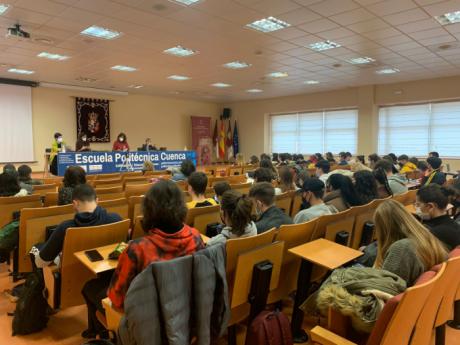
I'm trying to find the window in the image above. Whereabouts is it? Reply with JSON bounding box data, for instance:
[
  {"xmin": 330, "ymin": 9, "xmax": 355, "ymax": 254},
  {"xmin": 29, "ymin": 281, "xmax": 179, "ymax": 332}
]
[
  {"xmin": 378, "ymin": 101, "xmax": 460, "ymax": 157},
  {"xmin": 270, "ymin": 109, "xmax": 358, "ymax": 154}
]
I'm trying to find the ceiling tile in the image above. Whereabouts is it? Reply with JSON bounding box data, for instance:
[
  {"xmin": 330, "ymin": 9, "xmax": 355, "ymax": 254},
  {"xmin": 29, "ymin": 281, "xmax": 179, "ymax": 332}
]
[
  {"xmin": 308, "ymin": 0, "xmax": 360, "ymax": 16},
  {"xmin": 383, "ymin": 8, "xmax": 430, "ymax": 26},
  {"xmin": 277, "ymin": 8, "xmax": 321, "ymax": 26},
  {"xmin": 422, "ymin": 0, "xmax": 460, "ymax": 16},
  {"xmin": 298, "ymin": 18, "xmax": 340, "ymax": 34},
  {"xmin": 367, "ymin": 0, "xmax": 418, "ymax": 16},
  {"xmin": 347, "ymin": 18, "xmax": 390, "ymax": 33},
  {"xmin": 245, "ymin": 0, "xmax": 302, "ymax": 15},
  {"xmin": 330, "ymin": 8, "xmax": 376, "ymax": 26}
]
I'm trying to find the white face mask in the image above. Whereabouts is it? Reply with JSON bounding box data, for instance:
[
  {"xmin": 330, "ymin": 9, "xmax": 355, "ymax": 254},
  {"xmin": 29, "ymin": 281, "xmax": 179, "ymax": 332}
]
[
  {"xmin": 119, "ymin": 137, "xmax": 124, "ymax": 142},
  {"xmin": 82, "ymin": 137, "xmax": 87, "ymax": 142},
  {"xmin": 415, "ymin": 206, "xmax": 431, "ymax": 220},
  {"xmin": 57, "ymin": 137, "xmax": 63, "ymax": 143}
]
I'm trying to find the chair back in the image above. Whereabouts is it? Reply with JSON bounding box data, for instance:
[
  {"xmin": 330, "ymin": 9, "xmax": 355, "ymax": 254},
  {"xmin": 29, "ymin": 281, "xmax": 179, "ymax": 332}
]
[
  {"xmin": 94, "ymin": 178, "xmax": 123, "ymax": 189},
  {"xmin": 275, "ymin": 192, "xmax": 292, "ymax": 216},
  {"xmin": 435, "ymin": 254, "xmax": 460, "ymax": 327},
  {"xmin": 124, "ymin": 183, "xmax": 152, "ymax": 199},
  {"xmin": 19, "ymin": 204, "xmax": 74, "ymax": 273},
  {"xmin": 227, "ymin": 166, "xmax": 243, "ymax": 176},
  {"xmin": 121, "ymin": 171, "xmax": 142, "ymax": 178},
  {"xmin": 324, "ymin": 209, "xmax": 355, "ymax": 247},
  {"xmin": 0, "ymin": 194, "xmax": 42, "ymax": 228},
  {"xmin": 96, "ymin": 186, "xmax": 124, "ymax": 194},
  {"xmin": 230, "ymin": 182, "xmax": 252, "ymax": 195},
  {"xmin": 60, "ymin": 219, "xmax": 130, "ymax": 308},
  {"xmin": 96, "ymin": 173, "xmax": 121, "ymax": 180},
  {"xmin": 290, "ymin": 190, "xmax": 302, "ymax": 218},
  {"xmin": 144, "ymin": 170, "xmax": 168, "ymax": 176},
  {"xmin": 268, "ymin": 220, "xmax": 318, "ymax": 303},
  {"xmin": 392, "ymin": 191, "xmax": 408, "ymax": 204},
  {"xmin": 44, "ymin": 192, "xmax": 59, "ymax": 207},
  {"xmin": 40, "ymin": 177, "xmax": 63, "ymax": 185},
  {"xmin": 131, "ymin": 215, "xmax": 144, "ymax": 240},
  {"xmin": 98, "ymin": 198, "xmax": 129, "ymax": 219},
  {"xmin": 311, "ymin": 210, "xmax": 351, "ymax": 241},
  {"xmin": 123, "ymin": 176, "xmax": 149, "ymax": 188},
  {"xmin": 349, "ymin": 203, "xmax": 375, "ymax": 249},
  {"xmin": 227, "ymin": 175, "xmax": 247, "ymax": 184},
  {"xmin": 185, "ymin": 205, "xmax": 221, "ymax": 234},
  {"xmin": 128, "ymin": 195, "xmax": 144, "ymax": 222},
  {"xmin": 404, "ymin": 189, "xmax": 417, "ymax": 205},
  {"xmin": 32, "ymin": 183, "xmax": 58, "ymax": 197}
]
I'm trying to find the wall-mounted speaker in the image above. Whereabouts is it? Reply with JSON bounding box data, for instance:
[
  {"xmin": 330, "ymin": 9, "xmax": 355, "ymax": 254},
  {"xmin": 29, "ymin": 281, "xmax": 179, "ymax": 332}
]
[{"xmin": 222, "ymin": 108, "xmax": 231, "ymax": 119}]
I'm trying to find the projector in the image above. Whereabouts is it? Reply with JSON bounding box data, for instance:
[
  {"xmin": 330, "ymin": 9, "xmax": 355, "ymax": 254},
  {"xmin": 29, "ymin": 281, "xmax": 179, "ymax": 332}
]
[{"xmin": 6, "ymin": 24, "xmax": 30, "ymax": 40}]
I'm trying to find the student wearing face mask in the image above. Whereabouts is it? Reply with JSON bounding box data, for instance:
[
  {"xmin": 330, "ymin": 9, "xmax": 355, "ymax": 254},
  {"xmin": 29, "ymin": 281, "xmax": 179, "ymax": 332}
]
[
  {"xmin": 249, "ymin": 182, "xmax": 293, "ymax": 234},
  {"xmin": 112, "ymin": 132, "xmax": 130, "ymax": 152},
  {"xmin": 50, "ymin": 132, "xmax": 66, "ymax": 176},
  {"xmin": 76, "ymin": 133, "xmax": 91, "ymax": 152},
  {"xmin": 415, "ymin": 184, "xmax": 460, "ymax": 251},
  {"xmin": 294, "ymin": 178, "xmax": 338, "ymax": 224}
]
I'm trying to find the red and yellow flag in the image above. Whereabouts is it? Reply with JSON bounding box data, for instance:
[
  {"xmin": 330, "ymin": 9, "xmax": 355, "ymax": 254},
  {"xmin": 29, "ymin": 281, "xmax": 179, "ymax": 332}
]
[{"xmin": 218, "ymin": 120, "xmax": 225, "ymax": 159}]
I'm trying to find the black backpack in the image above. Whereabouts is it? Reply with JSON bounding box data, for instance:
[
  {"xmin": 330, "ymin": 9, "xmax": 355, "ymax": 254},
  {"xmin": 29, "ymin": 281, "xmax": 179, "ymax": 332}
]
[{"xmin": 12, "ymin": 271, "xmax": 49, "ymax": 335}]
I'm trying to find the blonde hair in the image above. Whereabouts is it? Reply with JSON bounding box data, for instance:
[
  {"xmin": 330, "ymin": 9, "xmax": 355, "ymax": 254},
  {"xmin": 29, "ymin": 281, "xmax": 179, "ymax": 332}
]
[{"xmin": 374, "ymin": 199, "xmax": 447, "ymax": 270}]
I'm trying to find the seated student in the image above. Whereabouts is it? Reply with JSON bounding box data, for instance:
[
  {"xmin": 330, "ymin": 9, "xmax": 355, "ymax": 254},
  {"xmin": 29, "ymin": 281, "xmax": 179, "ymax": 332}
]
[
  {"xmin": 294, "ymin": 178, "xmax": 338, "ymax": 224},
  {"xmin": 398, "ymin": 154, "xmax": 417, "ymax": 174},
  {"xmin": 422, "ymin": 157, "xmax": 446, "ymax": 186},
  {"xmin": 0, "ymin": 172, "xmax": 28, "ymax": 197},
  {"xmin": 207, "ymin": 190, "xmax": 256, "ymax": 246},
  {"xmin": 213, "ymin": 181, "xmax": 231, "ymax": 204},
  {"xmin": 315, "ymin": 160, "xmax": 331, "ymax": 184},
  {"xmin": 278, "ymin": 166, "xmax": 298, "ymax": 193},
  {"xmin": 186, "ymin": 172, "xmax": 217, "ymax": 208},
  {"xmin": 172, "ymin": 159, "xmax": 196, "ymax": 182},
  {"xmin": 429, "ymin": 151, "xmax": 440, "ymax": 158},
  {"xmin": 30, "ymin": 184, "xmax": 122, "ymax": 268},
  {"xmin": 58, "ymin": 166, "xmax": 86, "ymax": 205},
  {"xmin": 383, "ymin": 154, "xmax": 399, "ymax": 174},
  {"xmin": 354, "ymin": 170, "xmax": 379, "ymax": 205},
  {"xmin": 417, "ymin": 160, "xmax": 429, "ymax": 179},
  {"xmin": 374, "ymin": 159, "xmax": 408, "ymax": 195},
  {"xmin": 373, "ymin": 167, "xmax": 393, "ymax": 199},
  {"xmin": 373, "ymin": 199, "xmax": 447, "ymax": 286},
  {"xmin": 82, "ymin": 180, "xmax": 204, "ymax": 338},
  {"xmin": 260, "ymin": 158, "xmax": 278, "ymax": 179},
  {"xmin": 368, "ymin": 153, "xmax": 381, "ymax": 169},
  {"xmin": 254, "ymin": 167, "xmax": 282, "ymax": 195},
  {"xmin": 249, "ymin": 155, "xmax": 259, "ymax": 165},
  {"xmin": 18, "ymin": 164, "xmax": 43, "ymax": 186},
  {"xmin": 249, "ymin": 182, "xmax": 293, "ymax": 234},
  {"xmin": 325, "ymin": 152, "xmax": 336, "ymax": 164},
  {"xmin": 3, "ymin": 164, "xmax": 33, "ymax": 194},
  {"xmin": 324, "ymin": 174, "xmax": 360, "ymax": 212},
  {"xmin": 416, "ymin": 185, "xmax": 460, "ymax": 251}
]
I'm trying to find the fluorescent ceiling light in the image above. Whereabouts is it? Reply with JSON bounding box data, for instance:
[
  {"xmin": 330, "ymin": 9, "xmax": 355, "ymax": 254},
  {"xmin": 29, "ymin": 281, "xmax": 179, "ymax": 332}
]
[
  {"xmin": 128, "ymin": 85, "xmax": 143, "ymax": 89},
  {"xmin": 81, "ymin": 25, "xmax": 121, "ymax": 40},
  {"xmin": 309, "ymin": 40, "xmax": 341, "ymax": 51},
  {"xmin": 376, "ymin": 67, "xmax": 400, "ymax": 75},
  {"xmin": 211, "ymin": 83, "xmax": 231, "ymax": 88},
  {"xmin": 246, "ymin": 89, "xmax": 263, "ymax": 93},
  {"xmin": 0, "ymin": 4, "xmax": 10, "ymax": 15},
  {"xmin": 8, "ymin": 68, "xmax": 34, "ymax": 75},
  {"xmin": 267, "ymin": 72, "xmax": 288, "ymax": 78},
  {"xmin": 168, "ymin": 75, "xmax": 190, "ymax": 80},
  {"xmin": 304, "ymin": 80, "xmax": 319, "ymax": 85},
  {"xmin": 163, "ymin": 45, "xmax": 197, "ymax": 57},
  {"xmin": 37, "ymin": 52, "xmax": 70, "ymax": 61},
  {"xmin": 435, "ymin": 11, "xmax": 460, "ymax": 25},
  {"xmin": 246, "ymin": 17, "xmax": 291, "ymax": 33},
  {"xmin": 347, "ymin": 56, "xmax": 375, "ymax": 65},
  {"xmin": 111, "ymin": 65, "xmax": 137, "ymax": 72},
  {"xmin": 223, "ymin": 61, "xmax": 251, "ymax": 69},
  {"xmin": 169, "ymin": 0, "xmax": 201, "ymax": 5}
]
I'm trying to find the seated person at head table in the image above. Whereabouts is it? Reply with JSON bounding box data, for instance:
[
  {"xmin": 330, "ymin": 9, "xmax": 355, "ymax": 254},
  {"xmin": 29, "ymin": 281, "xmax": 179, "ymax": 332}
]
[
  {"xmin": 207, "ymin": 190, "xmax": 257, "ymax": 246},
  {"xmin": 294, "ymin": 178, "xmax": 338, "ymax": 224},
  {"xmin": 374, "ymin": 159, "xmax": 408, "ymax": 196},
  {"xmin": 415, "ymin": 184, "xmax": 460, "ymax": 251},
  {"xmin": 141, "ymin": 138, "xmax": 157, "ymax": 151},
  {"xmin": 30, "ymin": 184, "xmax": 122, "ymax": 268},
  {"xmin": 81, "ymin": 180, "xmax": 204, "ymax": 338},
  {"xmin": 373, "ymin": 199, "xmax": 447, "ymax": 286},
  {"xmin": 186, "ymin": 172, "xmax": 218, "ymax": 208},
  {"xmin": 18, "ymin": 164, "xmax": 43, "ymax": 186},
  {"xmin": 49, "ymin": 132, "xmax": 67, "ymax": 176},
  {"xmin": 249, "ymin": 182, "xmax": 293, "ymax": 234},
  {"xmin": 76, "ymin": 133, "xmax": 91, "ymax": 152},
  {"xmin": 422, "ymin": 157, "xmax": 446, "ymax": 186},
  {"xmin": 324, "ymin": 174, "xmax": 360, "ymax": 212},
  {"xmin": 171, "ymin": 159, "xmax": 196, "ymax": 182},
  {"xmin": 213, "ymin": 181, "xmax": 231, "ymax": 204},
  {"xmin": 3, "ymin": 164, "xmax": 32, "ymax": 194},
  {"xmin": 58, "ymin": 166, "xmax": 87, "ymax": 205},
  {"xmin": 398, "ymin": 154, "xmax": 417, "ymax": 174},
  {"xmin": 112, "ymin": 132, "xmax": 130, "ymax": 152},
  {"xmin": 0, "ymin": 171, "xmax": 29, "ymax": 197}
]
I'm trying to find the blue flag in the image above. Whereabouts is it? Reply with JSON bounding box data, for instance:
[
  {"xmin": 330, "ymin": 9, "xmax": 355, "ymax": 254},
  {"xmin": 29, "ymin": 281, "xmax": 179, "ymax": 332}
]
[{"xmin": 232, "ymin": 120, "xmax": 239, "ymax": 156}]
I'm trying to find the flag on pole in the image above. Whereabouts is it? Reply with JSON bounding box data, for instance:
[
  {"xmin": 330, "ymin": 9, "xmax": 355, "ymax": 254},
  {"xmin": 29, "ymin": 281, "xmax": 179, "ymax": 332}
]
[
  {"xmin": 233, "ymin": 120, "xmax": 239, "ymax": 157},
  {"xmin": 226, "ymin": 120, "xmax": 233, "ymax": 159},
  {"xmin": 218, "ymin": 119, "xmax": 225, "ymax": 159},
  {"xmin": 212, "ymin": 119, "xmax": 218, "ymax": 159}
]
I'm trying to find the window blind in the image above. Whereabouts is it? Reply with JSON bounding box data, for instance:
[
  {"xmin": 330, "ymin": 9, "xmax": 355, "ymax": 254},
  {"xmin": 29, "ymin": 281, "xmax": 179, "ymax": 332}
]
[
  {"xmin": 270, "ymin": 109, "xmax": 358, "ymax": 154},
  {"xmin": 378, "ymin": 101, "xmax": 460, "ymax": 157}
]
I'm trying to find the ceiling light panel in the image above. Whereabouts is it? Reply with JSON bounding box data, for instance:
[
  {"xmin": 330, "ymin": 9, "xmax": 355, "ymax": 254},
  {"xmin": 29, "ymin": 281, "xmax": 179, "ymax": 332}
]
[
  {"xmin": 211, "ymin": 83, "xmax": 231, "ymax": 88},
  {"xmin": 81, "ymin": 25, "xmax": 121, "ymax": 40},
  {"xmin": 304, "ymin": 80, "xmax": 319, "ymax": 85},
  {"xmin": 267, "ymin": 72, "xmax": 288, "ymax": 78},
  {"xmin": 246, "ymin": 89, "xmax": 263, "ymax": 93},
  {"xmin": 309, "ymin": 40, "xmax": 341, "ymax": 51},
  {"xmin": 169, "ymin": 0, "xmax": 202, "ymax": 5},
  {"xmin": 163, "ymin": 45, "xmax": 197, "ymax": 57},
  {"xmin": 111, "ymin": 65, "xmax": 137, "ymax": 72},
  {"xmin": 128, "ymin": 85, "xmax": 143, "ymax": 89},
  {"xmin": 37, "ymin": 52, "xmax": 70, "ymax": 61},
  {"xmin": 347, "ymin": 57, "xmax": 375, "ymax": 65},
  {"xmin": 246, "ymin": 17, "xmax": 291, "ymax": 33},
  {"xmin": 223, "ymin": 61, "xmax": 251, "ymax": 69},
  {"xmin": 435, "ymin": 11, "xmax": 460, "ymax": 25},
  {"xmin": 0, "ymin": 4, "xmax": 10, "ymax": 15},
  {"xmin": 376, "ymin": 68, "xmax": 400, "ymax": 75},
  {"xmin": 168, "ymin": 75, "xmax": 190, "ymax": 80},
  {"xmin": 8, "ymin": 68, "xmax": 34, "ymax": 75}
]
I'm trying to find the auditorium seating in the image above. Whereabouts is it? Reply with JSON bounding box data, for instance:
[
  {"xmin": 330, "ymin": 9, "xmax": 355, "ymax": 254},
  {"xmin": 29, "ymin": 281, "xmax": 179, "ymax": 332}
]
[
  {"xmin": 274, "ymin": 192, "xmax": 292, "ymax": 215},
  {"xmin": 0, "ymin": 194, "xmax": 42, "ymax": 228},
  {"xmin": 32, "ymin": 183, "xmax": 58, "ymax": 197}
]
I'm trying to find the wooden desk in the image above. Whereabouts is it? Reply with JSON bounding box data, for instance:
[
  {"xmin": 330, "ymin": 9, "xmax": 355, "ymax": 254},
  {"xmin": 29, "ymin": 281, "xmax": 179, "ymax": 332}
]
[
  {"xmin": 288, "ymin": 239, "xmax": 363, "ymax": 343},
  {"xmin": 74, "ymin": 243, "xmax": 121, "ymax": 275},
  {"xmin": 407, "ymin": 181, "xmax": 420, "ymax": 190}
]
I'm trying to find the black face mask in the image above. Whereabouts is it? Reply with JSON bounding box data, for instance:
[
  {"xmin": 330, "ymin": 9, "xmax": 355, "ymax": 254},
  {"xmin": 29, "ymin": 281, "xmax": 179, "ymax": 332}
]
[{"xmin": 302, "ymin": 193, "xmax": 311, "ymax": 209}]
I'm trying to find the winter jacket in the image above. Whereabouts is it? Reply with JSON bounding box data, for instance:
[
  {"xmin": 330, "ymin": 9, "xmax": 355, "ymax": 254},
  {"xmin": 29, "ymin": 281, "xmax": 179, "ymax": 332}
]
[{"xmin": 206, "ymin": 221, "xmax": 257, "ymax": 246}]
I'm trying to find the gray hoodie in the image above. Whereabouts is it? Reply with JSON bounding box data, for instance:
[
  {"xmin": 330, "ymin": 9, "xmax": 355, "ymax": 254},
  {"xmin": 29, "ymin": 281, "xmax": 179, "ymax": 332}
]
[
  {"xmin": 207, "ymin": 221, "xmax": 257, "ymax": 246},
  {"xmin": 387, "ymin": 175, "xmax": 408, "ymax": 195}
]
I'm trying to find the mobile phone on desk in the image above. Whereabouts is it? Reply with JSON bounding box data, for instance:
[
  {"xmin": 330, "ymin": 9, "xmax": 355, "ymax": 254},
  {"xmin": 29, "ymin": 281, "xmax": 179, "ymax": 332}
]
[{"xmin": 85, "ymin": 249, "xmax": 104, "ymax": 262}]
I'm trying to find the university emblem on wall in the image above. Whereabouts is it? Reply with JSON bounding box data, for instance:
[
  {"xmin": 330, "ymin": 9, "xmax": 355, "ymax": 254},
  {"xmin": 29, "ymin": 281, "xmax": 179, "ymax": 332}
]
[{"xmin": 76, "ymin": 98, "xmax": 110, "ymax": 142}]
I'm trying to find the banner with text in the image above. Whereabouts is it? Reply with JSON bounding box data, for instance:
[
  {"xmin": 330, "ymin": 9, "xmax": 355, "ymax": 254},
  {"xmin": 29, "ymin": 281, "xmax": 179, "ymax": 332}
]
[
  {"xmin": 191, "ymin": 116, "xmax": 212, "ymax": 166},
  {"xmin": 57, "ymin": 151, "xmax": 196, "ymax": 176}
]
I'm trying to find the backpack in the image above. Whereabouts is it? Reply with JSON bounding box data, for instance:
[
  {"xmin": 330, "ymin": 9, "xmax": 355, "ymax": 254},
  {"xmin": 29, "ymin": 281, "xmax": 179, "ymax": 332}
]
[
  {"xmin": 0, "ymin": 220, "xmax": 19, "ymax": 252},
  {"xmin": 245, "ymin": 310, "xmax": 293, "ymax": 345},
  {"xmin": 12, "ymin": 271, "xmax": 49, "ymax": 335}
]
